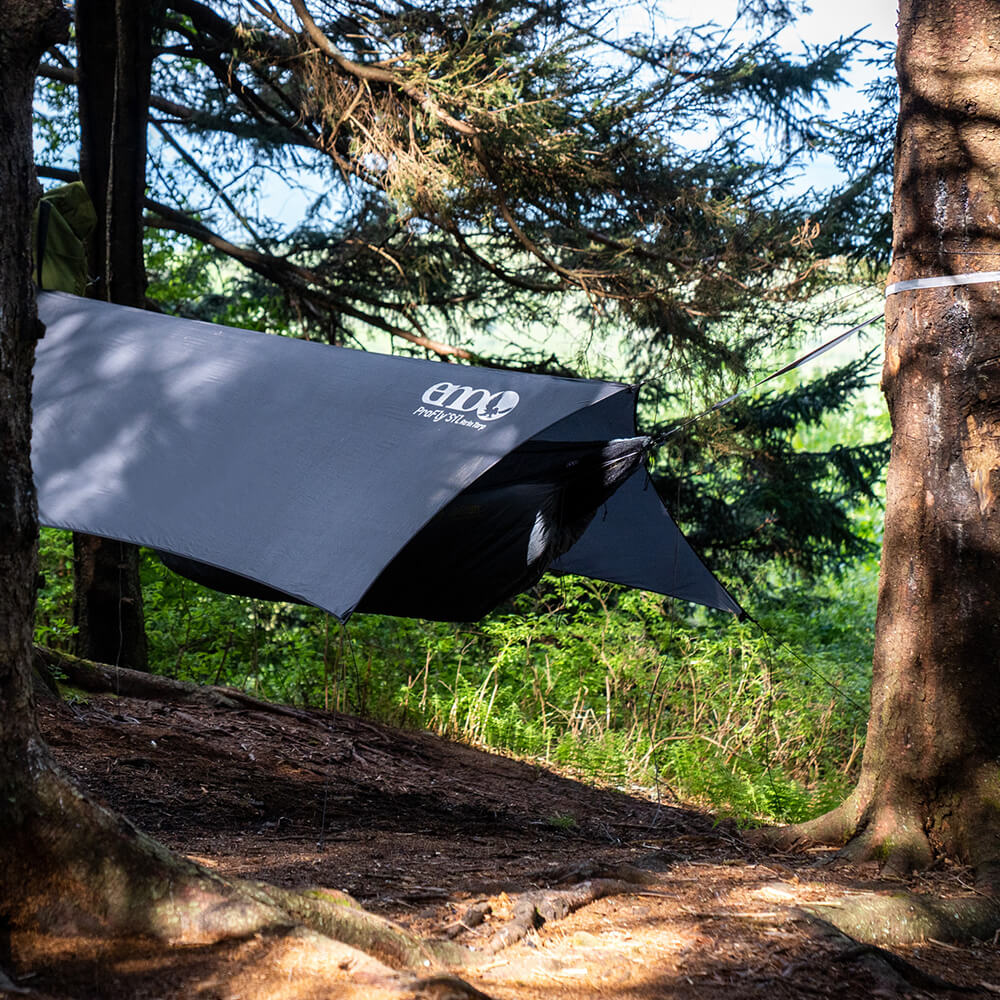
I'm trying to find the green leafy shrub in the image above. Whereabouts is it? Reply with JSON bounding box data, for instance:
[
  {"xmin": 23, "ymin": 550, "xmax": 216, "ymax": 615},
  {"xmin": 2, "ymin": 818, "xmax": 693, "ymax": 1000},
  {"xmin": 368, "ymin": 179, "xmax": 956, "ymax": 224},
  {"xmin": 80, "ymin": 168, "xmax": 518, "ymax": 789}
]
[{"xmin": 36, "ymin": 528, "xmax": 77, "ymax": 648}]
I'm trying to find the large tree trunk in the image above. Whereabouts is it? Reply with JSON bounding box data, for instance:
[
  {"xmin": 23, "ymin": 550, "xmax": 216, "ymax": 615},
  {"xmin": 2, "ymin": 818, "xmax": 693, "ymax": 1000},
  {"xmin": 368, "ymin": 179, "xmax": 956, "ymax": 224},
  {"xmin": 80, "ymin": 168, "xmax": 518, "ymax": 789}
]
[
  {"xmin": 0, "ymin": 0, "xmax": 68, "ymax": 795},
  {"xmin": 71, "ymin": 0, "xmax": 153, "ymax": 670},
  {"xmin": 0, "ymin": 0, "xmax": 68, "ymax": 941},
  {"xmin": 774, "ymin": 0, "xmax": 1000, "ymax": 879}
]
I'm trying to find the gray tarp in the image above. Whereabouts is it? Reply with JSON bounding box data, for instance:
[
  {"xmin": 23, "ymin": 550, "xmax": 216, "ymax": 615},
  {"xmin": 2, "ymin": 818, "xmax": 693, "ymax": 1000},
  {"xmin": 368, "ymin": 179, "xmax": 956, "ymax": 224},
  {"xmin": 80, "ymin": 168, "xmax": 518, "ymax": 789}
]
[{"xmin": 32, "ymin": 291, "xmax": 741, "ymax": 620}]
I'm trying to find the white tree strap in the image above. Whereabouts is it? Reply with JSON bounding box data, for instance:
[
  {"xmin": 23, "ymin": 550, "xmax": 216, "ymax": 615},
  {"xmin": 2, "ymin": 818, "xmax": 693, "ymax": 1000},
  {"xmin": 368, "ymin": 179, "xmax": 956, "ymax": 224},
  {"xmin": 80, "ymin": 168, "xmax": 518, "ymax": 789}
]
[{"xmin": 885, "ymin": 270, "xmax": 1000, "ymax": 297}]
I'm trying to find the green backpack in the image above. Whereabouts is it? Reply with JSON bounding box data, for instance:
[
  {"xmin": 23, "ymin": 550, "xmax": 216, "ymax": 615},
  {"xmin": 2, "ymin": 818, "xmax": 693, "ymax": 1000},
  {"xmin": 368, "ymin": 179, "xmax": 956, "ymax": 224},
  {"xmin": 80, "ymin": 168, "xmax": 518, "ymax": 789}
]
[{"xmin": 33, "ymin": 181, "xmax": 97, "ymax": 296}]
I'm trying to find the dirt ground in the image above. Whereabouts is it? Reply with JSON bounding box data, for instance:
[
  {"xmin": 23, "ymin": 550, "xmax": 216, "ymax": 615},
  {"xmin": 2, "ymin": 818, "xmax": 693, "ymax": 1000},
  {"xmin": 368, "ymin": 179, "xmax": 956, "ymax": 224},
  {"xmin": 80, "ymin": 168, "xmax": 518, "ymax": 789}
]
[{"xmin": 6, "ymin": 688, "xmax": 1000, "ymax": 998}]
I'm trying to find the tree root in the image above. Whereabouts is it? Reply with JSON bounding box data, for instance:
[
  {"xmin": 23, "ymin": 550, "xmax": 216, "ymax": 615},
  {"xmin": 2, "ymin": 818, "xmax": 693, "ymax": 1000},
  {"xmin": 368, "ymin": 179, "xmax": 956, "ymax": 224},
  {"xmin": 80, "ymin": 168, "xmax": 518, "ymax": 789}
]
[
  {"xmin": 2, "ymin": 749, "xmax": 490, "ymax": 995},
  {"xmin": 34, "ymin": 646, "xmax": 309, "ymax": 718},
  {"xmin": 408, "ymin": 975, "xmax": 498, "ymax": 999},
  {"xmin": 753, "ymin": 798, "xmax": 938, "ymax": 878},
  {"xmin": 480, "ymin": 878, "xmax": 642, "ymax": 952},
  {"xmin": 11, "ymin": 651, "xmax": 663, "ymax": 997},
  {"xmin": 240, "ymin": 867, "xmax": 651, "ymax": 966},
  {"xmin": 27, "ymin": 649, "xmax": 669, "ymax": 957},
  {"xmin": 248, "ymin": 883, "xmax": 472, "ymax": 970},
  {"xmin": 4, "ymin": 757, "xmax": 646, "ymax": 995},
  {"xmin": 748, "ymin": 787, "xmax": 864, "ymax": 854},
  {"xmin": 443, "ymin": 901, "xmax": 493, "ymax": 939},
  {"xmin": 801, "ymin": 891, "xmax": 1000, "ymax": 947},
  {"xmin": 752, "ymin": 758, "xmax": 1000, "ymax": 879},
  {"xmin": 8, "ymin": 746, "xmax": 299, "ymax": 944},
  {"xmin": 535, "ymin": 859, "xmax": 660, "ymax": 886},
  {"xmin": 795, "ymin": 909, "xmax": 982, "ymax": 993},
  {"xmin": 749, "ymin": 787, "xmax": 1000, "ymax": 947}
]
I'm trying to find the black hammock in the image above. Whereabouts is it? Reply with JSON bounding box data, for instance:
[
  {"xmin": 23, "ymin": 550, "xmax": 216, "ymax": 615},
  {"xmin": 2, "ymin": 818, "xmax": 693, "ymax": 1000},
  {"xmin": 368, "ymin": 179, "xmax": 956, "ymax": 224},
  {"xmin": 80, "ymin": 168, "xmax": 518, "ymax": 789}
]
[{"xmin": 159, "ymin": 436, "xmax": 650, "ymax": 620}]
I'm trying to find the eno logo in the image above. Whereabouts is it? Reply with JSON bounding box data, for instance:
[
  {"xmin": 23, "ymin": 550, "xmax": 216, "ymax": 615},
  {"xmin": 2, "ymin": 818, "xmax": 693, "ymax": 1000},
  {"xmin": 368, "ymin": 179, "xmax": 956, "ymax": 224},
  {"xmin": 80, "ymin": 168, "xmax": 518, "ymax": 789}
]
[{"xmin": 421, "ymin": 381, "xmax": 520, "ymax": 421}]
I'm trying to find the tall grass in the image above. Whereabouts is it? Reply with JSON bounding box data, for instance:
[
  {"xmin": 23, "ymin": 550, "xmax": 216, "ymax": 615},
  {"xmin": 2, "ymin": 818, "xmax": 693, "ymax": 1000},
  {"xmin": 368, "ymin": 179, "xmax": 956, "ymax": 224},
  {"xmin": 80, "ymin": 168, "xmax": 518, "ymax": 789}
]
[
  {"xmin": 390, "ymin": 577, "xmax": 872, "ymax": 823},
  {"xmin": 36, "ymin": 530, "xmax": 875, "ymax": 824}
]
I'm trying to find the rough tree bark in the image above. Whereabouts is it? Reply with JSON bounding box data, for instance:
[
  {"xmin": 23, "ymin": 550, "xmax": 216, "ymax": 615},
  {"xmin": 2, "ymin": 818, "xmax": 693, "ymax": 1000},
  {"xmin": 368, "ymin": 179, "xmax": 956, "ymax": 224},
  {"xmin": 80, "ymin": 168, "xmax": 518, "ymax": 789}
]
[
  {"xmin": 0, "ymin": 0, "xmax": 70, "ymax": 792},
  {"xmin": 71, "ymin": 0, "xmax": 152, "ymax": 671},
  {"xmin": 771, "ymin": 0, "xmax": 1000, "ymax": 884},
  {"xmin": 0, "ymin": 0, "xmax": 70, "ymax": 952}
]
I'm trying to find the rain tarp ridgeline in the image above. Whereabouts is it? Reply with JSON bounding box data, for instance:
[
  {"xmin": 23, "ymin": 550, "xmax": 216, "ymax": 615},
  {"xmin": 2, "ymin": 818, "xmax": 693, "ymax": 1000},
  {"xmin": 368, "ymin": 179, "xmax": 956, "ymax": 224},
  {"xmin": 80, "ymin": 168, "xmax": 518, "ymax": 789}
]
[{"xmin": 32, "ymin": 292, "xmax": 741, "ymax": 621}]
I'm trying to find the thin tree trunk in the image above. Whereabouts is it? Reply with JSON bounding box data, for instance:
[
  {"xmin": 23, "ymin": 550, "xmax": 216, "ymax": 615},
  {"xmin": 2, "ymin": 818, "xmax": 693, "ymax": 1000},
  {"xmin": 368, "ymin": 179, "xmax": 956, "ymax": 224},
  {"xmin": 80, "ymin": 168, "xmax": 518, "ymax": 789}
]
[
  {"xmin": 72, "ymin": 0, "xmax": 153, "ymax": 670},
  {"xmin": 71, "ymin": 534, "xmax": 148, "ymax": 669},
  {"xmin": 77, "ymin": 0, "xmax": 153, "ymax": 306},
  {"xmin": 773, "ymin": 0, "xmax": 1000, "ymax": 879}
]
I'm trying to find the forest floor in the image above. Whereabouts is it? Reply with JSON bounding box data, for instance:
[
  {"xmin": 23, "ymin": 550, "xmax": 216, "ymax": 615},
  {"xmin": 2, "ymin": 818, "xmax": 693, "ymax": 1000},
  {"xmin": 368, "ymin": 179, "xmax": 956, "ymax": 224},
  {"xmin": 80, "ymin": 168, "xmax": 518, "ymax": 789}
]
[{"xmin": 7, "ymin": 687, "xmax": 1000, "ymax": 999}]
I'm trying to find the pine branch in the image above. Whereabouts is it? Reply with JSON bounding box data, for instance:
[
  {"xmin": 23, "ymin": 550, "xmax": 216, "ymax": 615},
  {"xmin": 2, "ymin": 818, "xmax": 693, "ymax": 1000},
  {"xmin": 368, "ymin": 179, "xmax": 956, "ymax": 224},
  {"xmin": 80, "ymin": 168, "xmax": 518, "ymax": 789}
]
[
  {"xmin": 151, "ymin": 121, "xmax": 265, "ymax": 249},
  {"xmin": 286, "ymin": 0, "xmax": 480, "ymax": 137},
  {"xmin": 146, "ymin": 202, "xmax": 471, "ymax": 358},
  {"xmin": 38, "ymin": 61, "xmax": 323, "ymax": 151}
]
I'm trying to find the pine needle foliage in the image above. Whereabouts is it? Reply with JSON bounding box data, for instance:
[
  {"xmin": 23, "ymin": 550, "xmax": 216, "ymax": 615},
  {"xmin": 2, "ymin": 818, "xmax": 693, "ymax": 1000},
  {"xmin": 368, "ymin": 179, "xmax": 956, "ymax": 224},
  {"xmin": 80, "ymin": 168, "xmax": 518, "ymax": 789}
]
[
  {"xmin": 30, "ymin": 3, "xmax": 893, "ymax": 825},
  {"xmin": 33, "ymin": 1, "xmax": 893, "ymax": 579},
  {"xmin": 35, "ymin": 0, "xmax": 868, "ymax": 370},
  {"xmin": 812, "ymin": 42, "xmax": 897, "ymax": 265},
  {"xmin": 649, "ymin": 348, "xmax": 888, "ymax": 580}
]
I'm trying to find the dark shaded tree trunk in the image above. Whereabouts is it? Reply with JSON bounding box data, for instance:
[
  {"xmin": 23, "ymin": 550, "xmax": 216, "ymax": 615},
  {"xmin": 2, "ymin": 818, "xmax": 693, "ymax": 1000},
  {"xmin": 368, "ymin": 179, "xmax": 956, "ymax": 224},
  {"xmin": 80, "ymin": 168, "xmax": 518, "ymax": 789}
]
[
  {"xmin": 780, "ymin": 0, "xmax": 1000, "ymax": 879},
  {"xmin": 0, "ymin": 0, "xmax": 68, "ymax": 784},
  {"xmin": 0, "ymin": 0, "xmax": 69, "ymax": 926},
  {"xmin": 72, "ymin": 0, "xmax": 154, "ymax": 670},
  {"xmin": 71, "ymin": 533, "xmax": 147, "ymax": 670},
  {"xmin": 77, "ymin": 0, "xmax": 153, "ymax": 306}
]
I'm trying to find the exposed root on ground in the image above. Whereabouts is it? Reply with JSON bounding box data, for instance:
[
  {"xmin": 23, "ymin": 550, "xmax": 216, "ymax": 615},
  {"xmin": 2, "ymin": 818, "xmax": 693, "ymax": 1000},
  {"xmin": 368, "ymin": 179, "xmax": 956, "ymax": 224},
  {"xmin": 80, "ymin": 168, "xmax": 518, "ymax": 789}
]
[
  {"xmin": 407, "ymin": 975, "xmax": 499, "ymax": 999},
  {"xmin": 481, "ymin": 878, "xmax": 647, "ymax": 952},
  {"xmin": 247, "ymin": 883, "xmax": 472, "ymax": 969},
  {"xmin": 750, "ymin": 785, "xmax": 1000, "ymax": 947},
  {"xmin": 793, "ymin": 911, "xmax": 982, "ymax": 993},
  {"xmin": 3, "ymin": 749, "xmax": 526, "ymax": 996},
  {"xmin": 34, "ymin": 646, "xmax": 309, "ymax": 719},
  {"xmin": 801, "ymin": 891, "xmax": 1000, "ymax": 947},
  {"xmin": 753, "ymin": 786, "xmax": 937, "ymax": 875}
]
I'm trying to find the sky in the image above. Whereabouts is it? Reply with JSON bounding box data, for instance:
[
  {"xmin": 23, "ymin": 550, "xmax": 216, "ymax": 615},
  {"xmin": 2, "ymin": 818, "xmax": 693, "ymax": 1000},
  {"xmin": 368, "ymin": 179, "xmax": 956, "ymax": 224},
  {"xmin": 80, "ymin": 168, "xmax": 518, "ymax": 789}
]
[
  {"xmin": 788, "ymin": 1, "xmax": 899, "ymax": 187},
  {"xmin": 764, "ymin": 2, "xmax": 899, "ymax": 120},
  {"xmin": 777, "ymin": 1, "xmax": 898, "ymax": 66},
  {"xmin": 661, "ymin": 0, "xmax": 898, "ymax": 79}
]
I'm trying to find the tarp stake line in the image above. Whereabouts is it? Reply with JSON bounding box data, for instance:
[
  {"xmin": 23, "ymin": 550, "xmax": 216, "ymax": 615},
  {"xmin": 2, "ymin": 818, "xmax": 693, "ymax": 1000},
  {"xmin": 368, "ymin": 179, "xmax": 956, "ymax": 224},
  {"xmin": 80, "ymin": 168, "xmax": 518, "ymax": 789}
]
[
  {"xmin": 885, "ymin": 270, "xmax": 1000, "ymax": 297},
  {"xmin": 651, "ymin": 312, "xmax": 884, "ymax": 447},
  {"xmin": 744, "ymin": 612, "xmax": 868, "ymax": 713}
]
